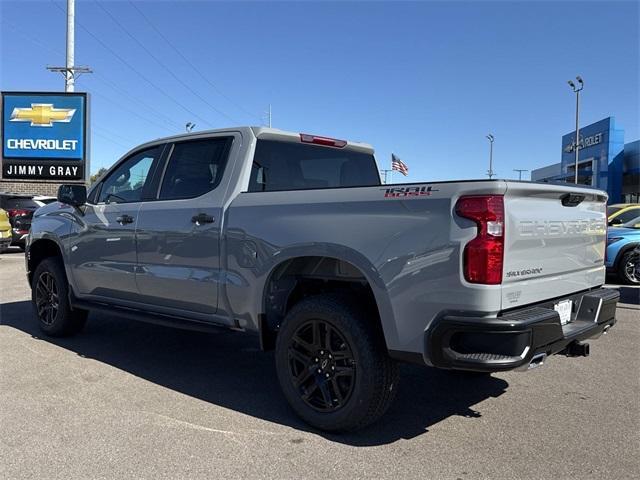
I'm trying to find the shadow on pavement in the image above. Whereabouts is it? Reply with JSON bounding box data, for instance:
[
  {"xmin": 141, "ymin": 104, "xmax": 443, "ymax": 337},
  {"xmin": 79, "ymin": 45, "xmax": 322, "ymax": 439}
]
[
  {"xmin": 617, "ymin": 286, "xmax": 639, "ymax": 305},
  {"xmin": 0, "ymin": 300, "xmax": 508, "ymax": 446}
]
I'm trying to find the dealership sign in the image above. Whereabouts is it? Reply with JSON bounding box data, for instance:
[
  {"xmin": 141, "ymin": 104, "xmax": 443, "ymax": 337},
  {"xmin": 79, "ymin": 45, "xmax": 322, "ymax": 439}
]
[
  {"xmin": 563, "ymin": 132, "xmax": 603, "ymax": 153},
  {"xmin": 1, "ymin": 92, "xmax": 88, "ymax": 181}
]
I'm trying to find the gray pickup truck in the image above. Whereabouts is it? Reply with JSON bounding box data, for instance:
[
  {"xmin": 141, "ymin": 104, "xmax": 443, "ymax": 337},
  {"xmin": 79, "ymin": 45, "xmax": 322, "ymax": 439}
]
[{"xmin": 27, "ymin": 127, "xmax": 619, "ymax": 431}]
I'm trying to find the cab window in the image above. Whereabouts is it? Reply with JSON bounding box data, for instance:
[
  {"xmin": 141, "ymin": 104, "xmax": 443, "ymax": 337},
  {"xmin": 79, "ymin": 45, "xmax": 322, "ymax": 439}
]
[
  {"xmin": 159, "ymin": 137, "xmax": 232, "ymax": 200},
  {"xmin": 98, "ymin": 146, "xmax": 163, "ymax": 204}
]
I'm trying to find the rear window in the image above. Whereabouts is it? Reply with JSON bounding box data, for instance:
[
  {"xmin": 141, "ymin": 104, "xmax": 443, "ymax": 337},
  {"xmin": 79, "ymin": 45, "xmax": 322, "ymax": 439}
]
[
  {"xmin": 248, "ymin": 140, "xmax": 380, "ymax": 192},
  {"xmin": 2, "ymin": 197, "xmax": 38, "ymax": 210}
]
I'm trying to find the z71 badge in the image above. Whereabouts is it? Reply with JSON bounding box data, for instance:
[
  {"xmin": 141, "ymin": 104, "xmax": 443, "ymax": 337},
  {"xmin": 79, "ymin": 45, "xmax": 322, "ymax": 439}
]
[{"xmin": 383, "ymin": 185, "xmax": 439, "ymax": 198}]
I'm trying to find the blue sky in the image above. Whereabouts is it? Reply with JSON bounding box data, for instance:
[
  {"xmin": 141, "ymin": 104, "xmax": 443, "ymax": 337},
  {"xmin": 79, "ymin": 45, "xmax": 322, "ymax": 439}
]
[{"xmin": 1, "ymin": 0, "xmax": 638, "ymax": 181}]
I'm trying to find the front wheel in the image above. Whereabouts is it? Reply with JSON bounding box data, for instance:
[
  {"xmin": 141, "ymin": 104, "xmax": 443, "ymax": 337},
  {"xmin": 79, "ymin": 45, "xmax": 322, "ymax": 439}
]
[
  {"xmin": 618, "ymin": 250, "xmax": 640, "ymax": 285},
  {"xmin": 275, "ymin": 294, "xmax": 398, "ymax": 432},
  {"xmin": 31, "ymin": 257, "xmax": 87, "ymax": 336}
]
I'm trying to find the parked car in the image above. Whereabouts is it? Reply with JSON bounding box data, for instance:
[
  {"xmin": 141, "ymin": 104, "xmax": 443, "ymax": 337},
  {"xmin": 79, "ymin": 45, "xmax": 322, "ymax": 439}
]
[
  {"xmin": 606, "ymin": 214, "xmax": 640, "ymax": 284},
  {"xmin": 0, "ymin": 193, "xmax": 40, "ymax": 250},
  {"xmin": 607, "ymin": 203, "xmax": 640, "ymax": 226},
  {"xmin": 27, "ymin": 127, "xmax": 619, "ymax": 431},
  {"xmin": 33, "ymin": 195, "xmax": 58, "ymax": 207},
  {"xmin": 0, "ymin": 208, "xmax": 11, "ymax": 252}
]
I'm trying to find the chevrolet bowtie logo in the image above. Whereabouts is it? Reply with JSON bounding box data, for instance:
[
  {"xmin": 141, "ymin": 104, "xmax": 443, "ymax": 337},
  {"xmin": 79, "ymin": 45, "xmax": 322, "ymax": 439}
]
[{"xmin": 10, "ymin": 103, "xmax": 76, "ymax": 127}]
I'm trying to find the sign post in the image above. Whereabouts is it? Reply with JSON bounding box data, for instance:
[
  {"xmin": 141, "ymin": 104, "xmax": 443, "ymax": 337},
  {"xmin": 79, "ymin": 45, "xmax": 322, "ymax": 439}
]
[{"xmin": 1, "ymin": 91, "xmax": 88, "ymax": 183}]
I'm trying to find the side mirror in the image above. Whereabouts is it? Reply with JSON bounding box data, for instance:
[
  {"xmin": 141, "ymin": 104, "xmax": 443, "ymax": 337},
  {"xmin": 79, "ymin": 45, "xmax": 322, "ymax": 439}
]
[
  {"xmin": 57, "ymin": 184, "xmax": 87, "ymax": 207},
  {"xmin": 609, "ymin": 218, "xmax": 622, "ymax": 226}
]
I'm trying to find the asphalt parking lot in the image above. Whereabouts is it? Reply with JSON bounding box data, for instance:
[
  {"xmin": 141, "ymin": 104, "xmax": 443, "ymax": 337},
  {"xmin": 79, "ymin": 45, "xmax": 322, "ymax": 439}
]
[{"xmin": 1, "ymin": 248, "xmax": 638, "ymax": 480}]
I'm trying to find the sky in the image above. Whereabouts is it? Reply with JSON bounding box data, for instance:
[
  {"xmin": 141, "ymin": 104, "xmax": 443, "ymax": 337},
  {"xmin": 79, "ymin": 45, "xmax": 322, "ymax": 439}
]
[{"xmin": 1, "ymin": 0, "xmax": 638, "ymax": 181}]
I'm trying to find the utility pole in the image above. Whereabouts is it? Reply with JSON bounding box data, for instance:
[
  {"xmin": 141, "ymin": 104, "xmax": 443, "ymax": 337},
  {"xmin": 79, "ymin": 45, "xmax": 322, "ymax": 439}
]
[
  {"xmin": 268, "ymin": 104, "xmax": 272, "ymax": 128},
  {"xmin": 47, "ymin": 0, "xmax": 92, "ymax": 91},
  {"xmin": 513, "ymin": 169, "xmax": 529, "ymax": 181},
  {"xmin": 567, "ymin": 76, "xmax": 584, "ymax": 184},
  {"xmin": 379, "ymin": 169, "xmax": 393, "ymax": 184},
  {"xmin": 486, "ymin": 134, "xmax": 495, "ymax": 179}
]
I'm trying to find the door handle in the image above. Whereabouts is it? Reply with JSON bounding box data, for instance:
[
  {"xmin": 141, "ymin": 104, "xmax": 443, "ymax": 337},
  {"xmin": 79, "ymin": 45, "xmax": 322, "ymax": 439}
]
[
  {"xmin": 191, "ymin": 213, "xmax": 214, "ymax": 225},
  {"xmin": 116, "ymin": 214, "xmax": 134, "ymax": 225}
]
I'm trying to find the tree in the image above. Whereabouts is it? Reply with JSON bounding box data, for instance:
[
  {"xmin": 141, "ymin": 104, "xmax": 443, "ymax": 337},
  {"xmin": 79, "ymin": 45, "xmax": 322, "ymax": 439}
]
[{"xmin": 90, "ymin": 168, "xmax": 107, "ymax": 185}]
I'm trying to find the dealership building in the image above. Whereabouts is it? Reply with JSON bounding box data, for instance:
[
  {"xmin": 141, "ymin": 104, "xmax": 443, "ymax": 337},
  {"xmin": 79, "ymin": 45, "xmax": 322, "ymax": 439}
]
[{"xmin": 531, "ymin": 117, "xmax": 640, "ymax": 204}]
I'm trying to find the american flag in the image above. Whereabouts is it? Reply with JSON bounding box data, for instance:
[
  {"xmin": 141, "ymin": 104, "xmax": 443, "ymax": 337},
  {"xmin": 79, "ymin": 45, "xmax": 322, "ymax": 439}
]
[{"xmin": 391, "ymin": 154, "xmax": 409, "ymax": 176}]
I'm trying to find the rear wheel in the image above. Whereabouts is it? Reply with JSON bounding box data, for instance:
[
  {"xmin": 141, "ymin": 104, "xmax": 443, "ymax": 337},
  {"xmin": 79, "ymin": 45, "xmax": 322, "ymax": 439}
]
[
  {"xmin": 275, "ymin": 294, "xmax": 398, "ymax": 432},
  {"xmin": 32, "ymin": 257, "xmax": 87, "ymax": 336},
  {"xmin": 618, "ymin": 250, "xmax": 640, "ymax": 285}
]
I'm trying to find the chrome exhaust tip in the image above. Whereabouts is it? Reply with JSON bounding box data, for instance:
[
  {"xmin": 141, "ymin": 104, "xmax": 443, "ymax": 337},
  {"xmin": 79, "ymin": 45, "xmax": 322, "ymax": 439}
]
[{"xmin": 528, "ymin": 352, "xmax": 546, "ymax": 370}]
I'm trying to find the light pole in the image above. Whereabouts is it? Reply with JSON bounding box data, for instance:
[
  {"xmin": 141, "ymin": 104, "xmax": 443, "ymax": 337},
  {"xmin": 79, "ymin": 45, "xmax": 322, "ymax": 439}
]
[
  {"xmin": 486, "ymin": 134, "xmax": 495, "ymax": 179},
  {"xmin": 513, "ymin": 169, "xmax": 529, "ymax": 181},
  {"xmin": 567, "ymin": 76, "xmax": 584, "ymax": 184}
]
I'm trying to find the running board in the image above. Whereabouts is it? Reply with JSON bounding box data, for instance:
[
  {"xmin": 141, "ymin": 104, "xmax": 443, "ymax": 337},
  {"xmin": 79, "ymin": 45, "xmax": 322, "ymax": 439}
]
[{"xmin": 70, "ymin": 298, "xmax": 235, "ymax": 335}]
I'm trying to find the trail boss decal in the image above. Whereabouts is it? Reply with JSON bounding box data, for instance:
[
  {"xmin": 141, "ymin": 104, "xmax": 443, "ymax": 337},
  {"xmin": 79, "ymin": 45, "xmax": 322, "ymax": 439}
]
[{"xmin": 383, "ymin": 185, "xmax": 439, "ymax": 198}]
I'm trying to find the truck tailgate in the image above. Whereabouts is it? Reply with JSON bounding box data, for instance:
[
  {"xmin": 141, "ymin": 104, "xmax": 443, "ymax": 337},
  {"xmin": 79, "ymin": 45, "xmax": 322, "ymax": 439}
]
[{"xmin": 501, "ymin": 182, "xmax": 607, "ymax": 309}]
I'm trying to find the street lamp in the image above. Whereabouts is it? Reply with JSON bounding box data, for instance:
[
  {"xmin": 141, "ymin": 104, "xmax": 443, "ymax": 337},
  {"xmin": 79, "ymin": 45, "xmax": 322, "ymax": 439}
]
[
  {"xmin": 185, "ymin": 122, "xmax": 196, "ymax": 133},
  {"xmin": 486, "ymin": 134, "xmax": 495, "ymax": 179},
  {"xmin": 567, "ymin": 76, "xmax": 584, "ymax": 184}
]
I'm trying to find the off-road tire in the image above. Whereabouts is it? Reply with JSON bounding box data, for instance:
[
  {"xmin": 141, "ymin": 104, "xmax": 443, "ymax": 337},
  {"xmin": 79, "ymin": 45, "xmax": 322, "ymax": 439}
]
[
  {"xmin": 31, "ymin": 257, "xmax": 87, "ymax": 336},
  {"xmin": 275, "ymin": 294, "xmax": 399, "ymax": 432}
]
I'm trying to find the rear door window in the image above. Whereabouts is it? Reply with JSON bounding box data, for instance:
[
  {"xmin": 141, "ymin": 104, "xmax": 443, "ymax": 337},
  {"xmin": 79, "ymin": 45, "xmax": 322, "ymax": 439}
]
[
  {"xmin": 159, "ymin": 137, "xmax": 233, "ymax": 200},
  {"xmin": 248, "ymin": 140, "xmax": 380, "ymax": 192}
]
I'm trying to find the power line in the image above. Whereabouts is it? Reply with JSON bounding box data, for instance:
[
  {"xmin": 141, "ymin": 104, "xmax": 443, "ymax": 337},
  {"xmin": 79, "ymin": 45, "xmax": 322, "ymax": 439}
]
[
  {"xmin": 94, "ymin": 0, "xmax": 240, "ymax": 125},
  {"xmin": 92, "ymin": 130, "xmax": 130, "ymax": 150},
  {"xmin": 92, "ymin": 125, "xmax": 136, "ymax": 145},
  {"xmin": 89, "ymin": 76, "xmax": 183, "ymax": 130},
  {"xmin": 127, "ymin": 0, "xmax": 262, "ymax": 124},
  {"xmin": 2, "ymin": 20, "xmax": 182, "ymax": 133},
  {"xmin": 47, "ymin": 0, "xmax": 213, "ymax": 127}
]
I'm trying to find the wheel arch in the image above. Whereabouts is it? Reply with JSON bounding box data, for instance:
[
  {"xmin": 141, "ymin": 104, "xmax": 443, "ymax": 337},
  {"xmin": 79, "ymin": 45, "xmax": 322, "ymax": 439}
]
[
  {"xmin": 257, "ymin": 246, "xmax": 396, "ymax": 352},
  {"xmin": 27, "ymin": 237, "xmax": 65, "ymax": 286}
]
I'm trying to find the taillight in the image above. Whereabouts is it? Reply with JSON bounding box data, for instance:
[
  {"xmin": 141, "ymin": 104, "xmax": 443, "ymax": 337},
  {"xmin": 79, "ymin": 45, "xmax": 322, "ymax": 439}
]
[
  {"xmin": 455, "ymin": 195, "xmax": 504, "ymax": 285},
  {"xmin": 300, "ymin": 133, "xmax": 347, "ymax": 148},
  {"xmin": 8, "ymin": 209, "xmax": 30, "ymax": 218}
]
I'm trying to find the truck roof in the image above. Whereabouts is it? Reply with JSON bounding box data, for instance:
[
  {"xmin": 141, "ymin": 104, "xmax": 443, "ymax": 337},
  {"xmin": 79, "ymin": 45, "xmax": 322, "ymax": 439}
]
[{"xmin": 135, "ymin": 126, "xmax": 375, "ymax": 155}]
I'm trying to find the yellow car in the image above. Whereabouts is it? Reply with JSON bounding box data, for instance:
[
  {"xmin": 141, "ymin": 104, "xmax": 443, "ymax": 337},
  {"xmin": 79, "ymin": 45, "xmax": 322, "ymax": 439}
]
[
  {"xmin": 608, "ymin": 204, "xmax": 640, "ymax": 226},
  {"xmin": 0, "ymin": 208, "xmax": 11, "ymax": 252}
]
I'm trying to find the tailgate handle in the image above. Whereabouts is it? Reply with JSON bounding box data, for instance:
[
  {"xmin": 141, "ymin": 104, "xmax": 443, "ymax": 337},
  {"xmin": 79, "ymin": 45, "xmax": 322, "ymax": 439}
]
[{"xmin": 561, "ymin": 193, "xmax": 585, "ymax": 207}]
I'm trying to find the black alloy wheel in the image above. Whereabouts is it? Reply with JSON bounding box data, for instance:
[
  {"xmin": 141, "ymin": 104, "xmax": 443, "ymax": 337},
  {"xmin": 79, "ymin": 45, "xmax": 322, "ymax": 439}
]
[
  {"xmin": 287, "ymin": 319, "xmax": 356, "ymax": 412},
  {"xmin": 275, "ymin": 294, "xmax": 399, "ymax": 432},
  {"xmin": 31, "ymin": 257, "xmax": 87, "ymax": 336},
  {"xmin": 35, "ymin": 271, "xmax": 59, "ymax": 326}
]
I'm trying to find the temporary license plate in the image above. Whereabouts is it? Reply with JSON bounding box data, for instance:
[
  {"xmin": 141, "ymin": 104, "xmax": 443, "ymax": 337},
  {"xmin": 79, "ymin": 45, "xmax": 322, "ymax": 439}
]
[{"xmin": 554, "ymin": 300, "xmax": 573, "ymax": 325}]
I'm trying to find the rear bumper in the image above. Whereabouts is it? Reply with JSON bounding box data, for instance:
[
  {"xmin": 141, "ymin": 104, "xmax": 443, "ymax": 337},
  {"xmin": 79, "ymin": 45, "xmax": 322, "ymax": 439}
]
[{"xmin": 425, "ymin": 287, "xmax": 619, "ymax": 372}]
